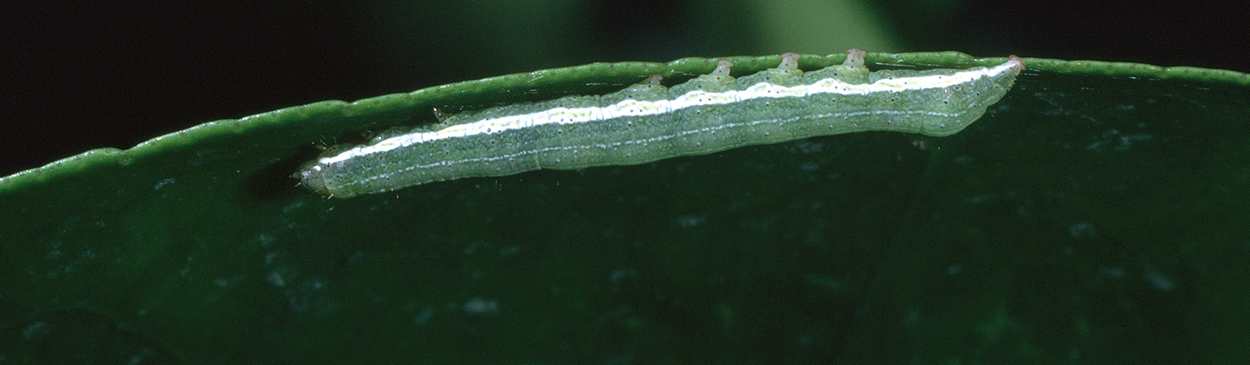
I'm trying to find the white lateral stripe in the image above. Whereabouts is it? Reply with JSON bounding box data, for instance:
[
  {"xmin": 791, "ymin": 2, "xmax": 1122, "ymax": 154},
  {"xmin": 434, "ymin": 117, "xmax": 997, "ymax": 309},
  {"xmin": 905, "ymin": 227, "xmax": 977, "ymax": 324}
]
[
  {"xmin": 319, "ymin": 61, "xmax": 1017, "ymax": 164},
  {"xmin": 362, "ymin": 107, "xmax": 967, "ymax": 186}
]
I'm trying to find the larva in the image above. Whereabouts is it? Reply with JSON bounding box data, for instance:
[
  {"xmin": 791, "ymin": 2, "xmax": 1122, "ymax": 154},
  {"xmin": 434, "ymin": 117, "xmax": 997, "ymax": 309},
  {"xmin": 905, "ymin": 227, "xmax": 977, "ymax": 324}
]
[{"xmin": 298, "ymin": 49, "xmax": 1024, "ymax": 198}]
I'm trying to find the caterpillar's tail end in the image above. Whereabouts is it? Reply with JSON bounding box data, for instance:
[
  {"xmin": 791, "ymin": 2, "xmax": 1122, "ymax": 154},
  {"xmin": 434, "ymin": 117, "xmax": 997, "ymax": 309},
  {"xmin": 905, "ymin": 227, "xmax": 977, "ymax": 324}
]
[{"xmin": 1007, "ymin": 55, "xmax": 1026, "ymax": 74}]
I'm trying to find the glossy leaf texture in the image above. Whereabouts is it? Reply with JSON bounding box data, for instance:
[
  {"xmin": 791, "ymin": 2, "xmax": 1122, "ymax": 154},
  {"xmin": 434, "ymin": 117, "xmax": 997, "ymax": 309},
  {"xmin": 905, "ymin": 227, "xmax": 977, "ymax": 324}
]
[{"xmin": 3, "ymin": 52, "xmax": 1249, "ymax": 364}]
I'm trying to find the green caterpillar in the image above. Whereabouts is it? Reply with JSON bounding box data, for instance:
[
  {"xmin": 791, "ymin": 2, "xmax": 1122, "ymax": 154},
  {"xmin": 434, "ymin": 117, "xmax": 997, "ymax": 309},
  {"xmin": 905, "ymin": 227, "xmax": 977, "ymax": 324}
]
[{"xmin": 299, "ymin": 49, "xmax": 1024, "ymax": 198}]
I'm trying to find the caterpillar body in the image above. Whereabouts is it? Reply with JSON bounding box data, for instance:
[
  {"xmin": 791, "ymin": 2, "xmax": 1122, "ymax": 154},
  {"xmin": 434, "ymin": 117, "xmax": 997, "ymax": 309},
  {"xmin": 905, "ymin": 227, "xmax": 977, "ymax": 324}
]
[{"xmin": 298, "ymin": 49, "xmax": 1024, "ymax": 198}]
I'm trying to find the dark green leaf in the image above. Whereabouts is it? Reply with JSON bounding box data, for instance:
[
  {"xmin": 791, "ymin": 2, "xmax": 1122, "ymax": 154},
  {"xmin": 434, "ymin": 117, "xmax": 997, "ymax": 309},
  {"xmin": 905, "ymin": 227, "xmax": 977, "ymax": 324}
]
[{"xmin": 3, "ymin": 52, "xmax": 1248, "ymax": 364}]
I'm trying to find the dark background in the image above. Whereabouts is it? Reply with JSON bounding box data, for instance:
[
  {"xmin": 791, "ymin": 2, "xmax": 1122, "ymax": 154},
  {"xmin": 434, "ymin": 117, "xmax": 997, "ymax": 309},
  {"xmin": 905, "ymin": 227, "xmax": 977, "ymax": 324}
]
[{"xmin": 2, "ymin": 0, "xmax": 1246, "ymax": 178}]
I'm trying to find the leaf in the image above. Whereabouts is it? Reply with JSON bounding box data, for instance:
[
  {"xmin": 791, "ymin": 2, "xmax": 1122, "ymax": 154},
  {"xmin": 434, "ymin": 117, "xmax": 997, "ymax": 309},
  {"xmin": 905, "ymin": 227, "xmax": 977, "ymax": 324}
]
[{"xmin": 2, "ymin": 52, "xmax": 1248, "ymax": 364}]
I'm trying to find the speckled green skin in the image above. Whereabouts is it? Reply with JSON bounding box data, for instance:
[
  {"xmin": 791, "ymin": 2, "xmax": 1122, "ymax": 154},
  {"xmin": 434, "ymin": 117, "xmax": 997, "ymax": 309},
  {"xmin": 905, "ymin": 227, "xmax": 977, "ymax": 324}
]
[{"xmin": 299, "ymin": 57, "xmax": 1020, "ymax": 198}]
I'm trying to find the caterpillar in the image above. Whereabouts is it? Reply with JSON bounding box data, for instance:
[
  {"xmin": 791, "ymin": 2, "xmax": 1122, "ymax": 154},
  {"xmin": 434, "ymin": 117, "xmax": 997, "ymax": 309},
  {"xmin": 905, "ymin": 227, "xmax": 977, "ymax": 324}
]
[{"xmin": 298, "ymin": 49, "xmax": 1024, "ymax": 198}]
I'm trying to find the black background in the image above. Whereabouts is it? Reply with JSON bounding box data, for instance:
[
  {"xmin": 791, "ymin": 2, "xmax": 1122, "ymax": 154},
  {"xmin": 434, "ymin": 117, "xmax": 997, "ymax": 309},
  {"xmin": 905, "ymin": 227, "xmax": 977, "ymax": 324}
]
[{"xmin": 2, "ymin": 1, "xmax": 1246, "ymax": 177}]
